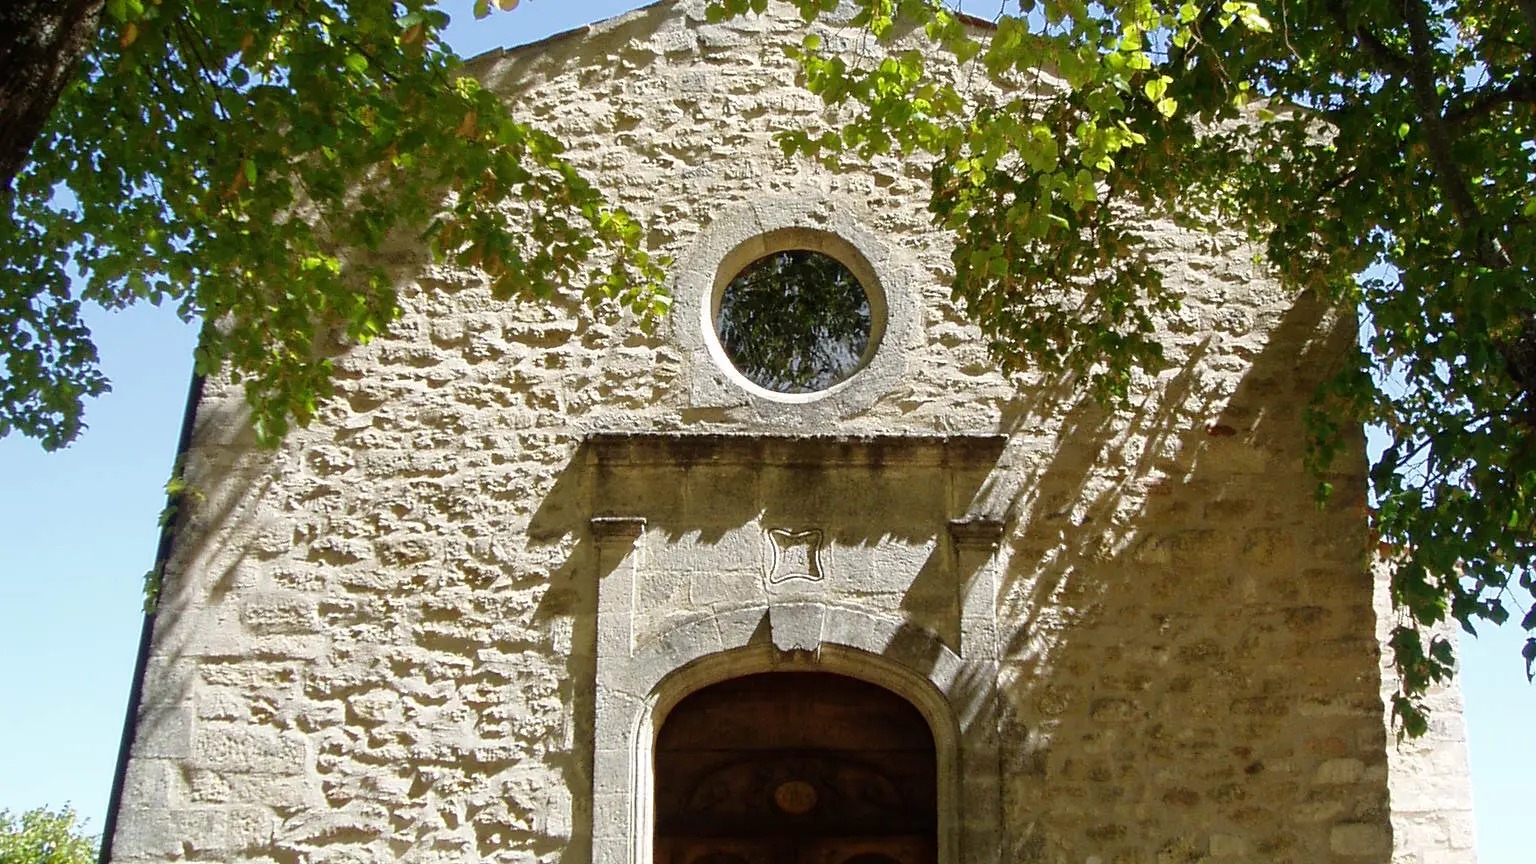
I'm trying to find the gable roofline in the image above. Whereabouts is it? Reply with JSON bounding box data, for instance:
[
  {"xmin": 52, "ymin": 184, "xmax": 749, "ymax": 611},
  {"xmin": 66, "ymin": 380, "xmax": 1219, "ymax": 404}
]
[
  {"xmin": 460, "ymin": 0, "xmax": 998, "ymax": 68},
  {"xmin": 463, "ymin": 0, "xmax": 669, "ymax": 66}
]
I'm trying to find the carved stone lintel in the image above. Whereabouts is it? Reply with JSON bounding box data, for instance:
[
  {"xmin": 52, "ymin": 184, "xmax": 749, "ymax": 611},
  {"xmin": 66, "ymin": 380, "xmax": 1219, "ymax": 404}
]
[
  {"xmin": 947, "ymin": 517, "xmax": 1005, "ymax": 551},
  {"xmin": 590, "ymin": 516, "xmax": 646, "ymax": 544}
]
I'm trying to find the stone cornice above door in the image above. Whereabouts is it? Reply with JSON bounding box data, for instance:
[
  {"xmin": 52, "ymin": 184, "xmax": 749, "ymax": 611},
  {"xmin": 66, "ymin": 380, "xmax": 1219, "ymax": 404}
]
[{"xmin": 586, "ymin": 432, "xmax": 1008, "ymax": 470}]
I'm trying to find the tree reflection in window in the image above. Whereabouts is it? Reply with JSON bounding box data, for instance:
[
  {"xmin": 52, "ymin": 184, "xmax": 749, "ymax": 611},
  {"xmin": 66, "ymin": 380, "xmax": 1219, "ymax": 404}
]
[{"xmin": 715, "ymin": 250, "xmax": 873, "ymax": 394}]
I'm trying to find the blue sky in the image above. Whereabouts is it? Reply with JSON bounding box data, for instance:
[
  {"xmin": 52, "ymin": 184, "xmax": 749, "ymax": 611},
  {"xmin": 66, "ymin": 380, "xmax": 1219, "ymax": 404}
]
[{"xmin": 0, "ymin": 2, "xmax": 1530, "ymax": 862}]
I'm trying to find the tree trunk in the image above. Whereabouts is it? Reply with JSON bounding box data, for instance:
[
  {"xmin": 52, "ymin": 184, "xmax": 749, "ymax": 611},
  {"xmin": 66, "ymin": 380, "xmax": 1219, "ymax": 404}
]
[{"xmin": 0, "ymin": 0, "xmax": 105, "ymax": 192}]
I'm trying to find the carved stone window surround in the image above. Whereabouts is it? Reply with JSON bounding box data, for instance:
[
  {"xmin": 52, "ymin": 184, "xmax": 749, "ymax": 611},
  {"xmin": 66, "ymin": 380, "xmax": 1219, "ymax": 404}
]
[{"xmin": 672, "ymin": 195, "xmax": 922, "ymax": 426}]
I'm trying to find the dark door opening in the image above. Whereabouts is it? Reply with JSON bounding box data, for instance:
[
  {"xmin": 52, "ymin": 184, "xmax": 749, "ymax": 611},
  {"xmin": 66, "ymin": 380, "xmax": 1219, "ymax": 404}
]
[{"xmin": 655, "ymin": 672, "xmax": 937, "ymax": 864}]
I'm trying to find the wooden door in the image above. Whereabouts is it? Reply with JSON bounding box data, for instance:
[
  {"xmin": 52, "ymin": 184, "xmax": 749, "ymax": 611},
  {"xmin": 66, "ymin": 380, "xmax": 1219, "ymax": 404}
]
[{"xmin": 655, "ymin": 673, "xmax": 936, "ymax": 864}]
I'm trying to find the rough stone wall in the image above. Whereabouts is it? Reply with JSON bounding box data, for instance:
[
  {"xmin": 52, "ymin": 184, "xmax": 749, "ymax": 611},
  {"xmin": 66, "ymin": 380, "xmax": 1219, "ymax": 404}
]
[
  {"xmin": 1374, "ymin": 573, "xmax": 1479, "ymax": 864},
  {"xmin": 107, "ymin": 2, "xmax": 1475, "ymax": 863}
]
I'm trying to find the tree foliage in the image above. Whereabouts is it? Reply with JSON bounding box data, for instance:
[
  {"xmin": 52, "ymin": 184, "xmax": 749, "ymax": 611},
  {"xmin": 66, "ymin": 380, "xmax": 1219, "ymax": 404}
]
[
  {"xmin": 716, "ymin": 250, "xmax": 873, "ymax": 392},
  {"xmin": 0, "ymin": 808, "xmax": 96, "ymax": 864},
  {"xmin": 1, "ymin": 0, "xmax": 666, "ymax": 450},
  {"xmin": 704, "ymin": 0, "xmax": 1536, "ymax": 731}
]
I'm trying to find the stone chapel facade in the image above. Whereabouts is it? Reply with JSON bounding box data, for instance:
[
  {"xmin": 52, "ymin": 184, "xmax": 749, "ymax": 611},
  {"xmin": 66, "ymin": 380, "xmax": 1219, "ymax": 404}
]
[{"xmin": 104, "ymin": 2, "xmax": 1477, "ymax": 863}]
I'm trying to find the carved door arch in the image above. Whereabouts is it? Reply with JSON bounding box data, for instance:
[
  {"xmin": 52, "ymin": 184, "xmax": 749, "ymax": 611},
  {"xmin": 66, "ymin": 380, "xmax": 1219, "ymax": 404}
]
[{"xmin": 655, "ymin": 672, "xmax": 937, "ymax": 864}]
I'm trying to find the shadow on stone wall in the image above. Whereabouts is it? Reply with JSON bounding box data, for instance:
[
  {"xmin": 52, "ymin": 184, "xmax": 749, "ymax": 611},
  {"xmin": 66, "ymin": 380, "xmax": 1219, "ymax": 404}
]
[
  {"xmin": 498, "ymin": 290, "xmax": 1391, "ymax": 864},
  {"xmin": 985, "ymin": 292, "xmax": 1386, "ymax": 862}
]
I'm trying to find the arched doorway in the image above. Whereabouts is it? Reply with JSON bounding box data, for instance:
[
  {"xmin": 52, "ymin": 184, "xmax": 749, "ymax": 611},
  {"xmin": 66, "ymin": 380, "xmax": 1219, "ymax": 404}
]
[{"xmin": 655, "ymin": 672, "xmax": 937, "ymax": 864}]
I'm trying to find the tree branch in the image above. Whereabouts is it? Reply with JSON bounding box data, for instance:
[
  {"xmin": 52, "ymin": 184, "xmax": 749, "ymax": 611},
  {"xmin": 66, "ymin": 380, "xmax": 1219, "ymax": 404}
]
[
  {"xmin": 0, "ymin": 0, "xmax": 106, "ymax": 190},
  {"xmin": 1519, "ymin": 0, "xmax": 1536, "ymax": 43},
  {"xmin": 1443, "ymin": 78, "xmax": 1536, "ymax": 127},
  {"xmin": 1356, "ymin": 30, "xmax": 1411, "ymax": 78},
  {"xmin": 170, "ymin": 18, "xmax": 234, "ymax": 122},
  {"xmin": 1167, "ymin": 0, "xmax": 1223, "ymax": 72},
  {"xmin": 1327, "ymin": 0, "xmax": 1411, "ymax": 78},
  {"xmin": 1400, "ymin": 0, "xmax": 1536, "ymax": 407},
  {"xmin": 1401, "ymin": 0, "xmax": 1496, "ymax": 252}
]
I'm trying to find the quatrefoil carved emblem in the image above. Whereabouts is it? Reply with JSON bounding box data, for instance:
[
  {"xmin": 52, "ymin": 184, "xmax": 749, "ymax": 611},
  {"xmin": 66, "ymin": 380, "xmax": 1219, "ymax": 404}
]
[{"xmin": 765, "ymin": 528, "xmax": 826, "ymax": 584}]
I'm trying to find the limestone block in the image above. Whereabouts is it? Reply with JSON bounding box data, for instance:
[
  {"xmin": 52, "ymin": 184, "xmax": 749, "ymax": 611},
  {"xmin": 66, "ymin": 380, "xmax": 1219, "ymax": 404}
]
[
  {"xmin": 114, "ymin": 806, "xmax": 275, "ymax": 859},
  {"xmin": 689, "ymin": 567, "xmax": 764, "ymax": 607},
  {"xmin": 131, "ymin": 705, "xmax": 194, "ymax": 760},
  {"xmin": 192, "ymin": 725, "xmax": 307, "ymax": 775},
  {"xmin": 1332, "ymin": 822, "xmax": 1393, "ymax": 858},
  {"xmin": 768, "ymin": 603, "xmax": 825, "ymax": 653},
  {"xmin": 118, "ymin": 759, "xmax": 186, "ymax": 809},
  {"xmin": 240, "ymin": 593, "xmax": 320, "ymax": 635}
]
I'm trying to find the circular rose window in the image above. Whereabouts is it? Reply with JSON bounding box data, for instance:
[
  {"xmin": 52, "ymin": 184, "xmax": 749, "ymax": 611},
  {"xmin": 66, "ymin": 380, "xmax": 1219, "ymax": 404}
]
[{"xmin": 713, "ymin": 249, "xmax": 874, "ymax": 394}]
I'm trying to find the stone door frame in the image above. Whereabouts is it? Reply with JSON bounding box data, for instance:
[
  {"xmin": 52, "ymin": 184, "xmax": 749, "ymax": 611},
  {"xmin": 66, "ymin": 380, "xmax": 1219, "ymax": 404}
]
[{"xmin": 589, "ymin": 517, "xmax": 1003, "ymax": 864}]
